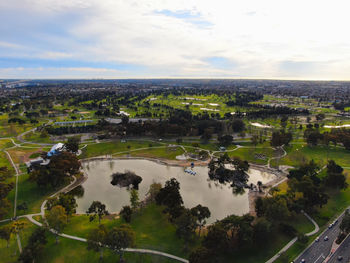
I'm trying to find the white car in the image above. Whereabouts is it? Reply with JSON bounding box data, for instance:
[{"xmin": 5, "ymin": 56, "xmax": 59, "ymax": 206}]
[
  {"xmin": 324, "ymin": 236, "xmax": 329, "ymax": 241},
  {"xmin": 315, "ymin": 237, "xmax": 320, "ymax": 242}
]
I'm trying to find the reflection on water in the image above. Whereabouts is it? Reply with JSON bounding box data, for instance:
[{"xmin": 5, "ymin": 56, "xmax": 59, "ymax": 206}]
[{"xmin": 76, "ymin": 159, "xmax": 275, "ymax": 223}]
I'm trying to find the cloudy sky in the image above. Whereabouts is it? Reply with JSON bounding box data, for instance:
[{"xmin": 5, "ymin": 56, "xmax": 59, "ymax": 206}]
[{"xmin": 0, "ymin": 0, "xmax": 350, "ymax": 79}]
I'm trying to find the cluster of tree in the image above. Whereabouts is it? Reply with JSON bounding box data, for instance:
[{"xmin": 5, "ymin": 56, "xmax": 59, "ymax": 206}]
[
  {"xmin": 336, "ymin": 210, "xmax": 350, "ymax": 244},
  {"xmin": 247, "ymin": 106, "xmax": 309, "ymax": 119},
  {"xmin": 218, "ymin": 135, "xmax": 233, "ymax": 146},
  {"xmin": 154, "ymin": 178, "xmax": 211, "ymax": 248},
  {"xmin": 64, "ymin": 136, "xmax": 81, "ymax": 153},
  {"xmin": 29, "ymin": 152, "xmax": 81, "ymax": 188},
  {"xmin": 250, "ymin": 160, "xmax": 347, "ymax": 255},
  {"xmin": 189, "ymin": 214, "xmax": 273, "ymax": 262},
  {"xmin": 304, "ymin": 128, "xmax": 350, "ymax": 150},
  {"xmin": 87, "ymin": 224, "xmax": 135, "ymax": 261},
  {"xmin": 46, "ymin": 124, "xmax": 97, "ymax": 135},
  {"xmin": 208, "ymin": 154, "xmax": 249, "ymax": 192},
  {"xmin": 86, "ymin": 201, "xmax": 109, "ymax": 224},
  {"xmin": 270, "ymin": 130, "xmax": 293, "ymax": 147},
  {"xmin": 8, "ymin": 117, "xmax": 26, "ymax": 124},
  {"xmin": 46, "ymin": 193, "xmax": 77, "ymax": 222},
  {"xmin": 225, "ymin": 92, "xmax": 263, "ymax": 107},
  {"xmin": 18, "ymin": 228, "xmax": 47, "ymax": 263},
  {"xmin": 0, "ymin": 167, "xmax": 14, "ymax": 220},
  {"xmin": 110, "ymin": 171, "xmax": 142, "ymax": 189}
]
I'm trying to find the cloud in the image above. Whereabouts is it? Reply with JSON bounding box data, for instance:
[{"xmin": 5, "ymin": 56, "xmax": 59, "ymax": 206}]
[{"xmin": 0, "ymin": 0, "xmax": 350, "ymax": 79}]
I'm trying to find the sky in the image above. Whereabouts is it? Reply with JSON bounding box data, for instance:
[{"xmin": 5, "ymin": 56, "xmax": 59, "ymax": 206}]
[{"xmin": 0, "ymin": 0, "xmax": 350, "ymax": 80}]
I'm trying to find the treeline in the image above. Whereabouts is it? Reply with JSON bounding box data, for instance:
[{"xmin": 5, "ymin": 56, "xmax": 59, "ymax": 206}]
[
  {"xmin": 304, "ymin": 127, "xmax": 350, "ymax": 150},
  {"xmin": 246, "ymin": 105, "xmax": 309, "ymax": 119},
  {"xmin": 0, "ymin": 167, "xmax": 14, "ymax": 220}
]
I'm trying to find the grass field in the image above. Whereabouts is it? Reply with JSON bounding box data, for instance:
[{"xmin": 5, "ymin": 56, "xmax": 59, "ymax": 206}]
[
  {"xmin": 277, "ymin": 144, "xmax": 350, "ymax": 168},
  {"xmin": 80, "ymin": 140, "xmax": 163, "ymax": 159},
  {"xmin": 0, "ymin": 218, "xmax": 38, "ymax": 263}
]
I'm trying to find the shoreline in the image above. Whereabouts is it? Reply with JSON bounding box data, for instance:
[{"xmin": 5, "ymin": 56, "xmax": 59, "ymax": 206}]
[{"xmin": 80, "ymin": 155, "xmax": 288, "ymax": 217}]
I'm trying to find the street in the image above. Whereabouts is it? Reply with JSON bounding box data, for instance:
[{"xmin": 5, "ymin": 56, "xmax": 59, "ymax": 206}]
[{"xmin": 294, "ymin": 208, "xmax": 350, "ymax": 263}]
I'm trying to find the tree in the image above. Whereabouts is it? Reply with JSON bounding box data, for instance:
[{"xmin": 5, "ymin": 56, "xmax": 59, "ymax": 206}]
[
  {"xmin": 106, "ymin": 224, "xmax": 135, "ymax": 262},
  {"xmin": 190, "ymin": 205, "xmax": 211, "ymax": 236},
  {"xmin": 218, "ymin": 135, "xmax": 233, "ymax": 147},
  {"xmin": 255, "ymin": 197, "xmax": 264, "ymax": 217},
  {"xmin": 46, "ymin": 205, "xmax": 67, "ymax": 244},
  {"xmin": 17, "ymin": 202, "xmax": 28, "ymax": 215},
  {"xmin": 202, "ymin": 224, "xmax": 229, "ymax": 253},
  {"xmin": 271, "ymin": 130, "xmax": 292, "ymax": 147},
  {"xmin": 324, "ymin": 160, "xmax": 348, "ymax": 189},
  {"xmin": 340, "ymin": 211, "xmax": 350, "ymax": 234},
  {"xmin": 231, "ymin": 118, "xmax": 245, "ymax": 133},
  {"xmin": 147, "ymin": 182, "xmax": 162, "ymax": 202},
  {"xmin": 86, "ymin": 201, "xmax": 109, "ymax": 224},
  {"xmin": 189, "ymin": 247, "xmax": 212, "ymax": 263},
  {"xmin": 129, "ymin": 189, "xmax": 139, "ymax": 210},
  {"xmin": 0, "ymin": 167, "xmax": 14, "ymax": 219},
  {"xmin": 155, "ymin": 178, "xmax": 184, "ymax": 220},
  {"xmin": 253, "ymin": 218, "xmax": 271, "ymax": 243},
  {"xmin": 12, "ymin": 220, "xmax": 26, "ymax": 240},
  {"xmin": 120, "ymin": 206, "xmax": 132, "ymax": 223},
  {"xmin": 0, "ymin": 225, "xmax": 12, "ymax": 248},
  {"xmin": 263, "ymin": 196, "xmax": 290, "ymax": 223},
  {"xmin": 175, "ymin": 209, "xmax": 197, "ymax": 249},
  {"xmin": 65, "ymin": 136, "xmax": 80, "ymax": 153},
  {"xmin": 18, "ymin": 228, "xmax": 47, "ymax": 263},
  {"xmin": 46, "ymin": 193, "xmax": 77, "ymax": 222},
  {"xmin": 257, "ymin": 181, "xmax": 263, "ymax": 193},
  {"xmin": 87, "ymin": 224, "xmax": 108, "ymax": 261},
  {"xmin": 29, "ymin": 152, "xmax": 81, "ymax": 188},
  {"xmin": 251, "ymin": 134, "xmax": 259, "ymax": 148}
]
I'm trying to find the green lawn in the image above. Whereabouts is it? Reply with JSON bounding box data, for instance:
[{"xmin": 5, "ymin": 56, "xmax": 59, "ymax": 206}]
[
  {"xmin": 0, "ymin": 218, "xmax": 38, "ymax": 263},
  {"xmin": 64, "ymin": 204, "xmax": 189, "ymax": 257},
  {"xmin": 80, "ymin": 141, "xmax": 163, "ymax": 159},
  {"xmin": 228, "ymin": 146, "xmax": 275, "ymax": 165},
  {"xmin": 115, "ymin": 146, "xmax": 185, "ymax": 160},
  {"xmin": 275, "ymin": 144, "xmax": 350, "ymax": 168},
  {"xmin": 38, "ymin": 235, "xmax": 180, "ymax": 263},
  {"xmin": 14, "ymin": 174, "xmax": 56, "ymax": 216}
]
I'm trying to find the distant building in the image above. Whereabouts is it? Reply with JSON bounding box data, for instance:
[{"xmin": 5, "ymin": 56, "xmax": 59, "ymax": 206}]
[
  {"xmin": 26, "ymin": 143, "xmax": 65, "ymax": 171},
  {"xmin": 25, "ymin": 157, "xmax": 50, "ymax": 172},
  {"xmin": 47, "ymin": 143, "xmax": 65, "ymax": 157},
  {"xmin": 219, "ymin": 146, "xmax": 226, "ymax": 152}
]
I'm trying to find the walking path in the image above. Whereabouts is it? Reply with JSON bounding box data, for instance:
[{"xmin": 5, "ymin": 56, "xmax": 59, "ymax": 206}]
[
  {"xmin": 265, "ymin": 211, "xmax": 320, "ymax": 263},
  {"xmin": 3, "ymin": 147, "xmax": 23, "ymax": 253},
  {"xmin": 4, "ymin": 163, "xmax": 190, "ymax": 263}
]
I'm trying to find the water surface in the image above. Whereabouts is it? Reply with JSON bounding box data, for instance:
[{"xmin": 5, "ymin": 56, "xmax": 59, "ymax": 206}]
[{"xmin": 76, "ymin": 159, "xmax": 275, "ymax": 223}]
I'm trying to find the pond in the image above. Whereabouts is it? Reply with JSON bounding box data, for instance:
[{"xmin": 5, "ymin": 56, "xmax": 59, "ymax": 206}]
[{"xmin": 76, "ymin": 159, "xmax": 275, "ymax": 223}]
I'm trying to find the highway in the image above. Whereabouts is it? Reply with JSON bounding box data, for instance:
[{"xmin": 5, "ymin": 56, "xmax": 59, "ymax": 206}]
[
  {"xmin": 328, "ymin": 234, "xmax": 350, "ymax": 263},
  {"xmin": 294, "ymin": 208, "xmax": 350, "ymax": 263}
]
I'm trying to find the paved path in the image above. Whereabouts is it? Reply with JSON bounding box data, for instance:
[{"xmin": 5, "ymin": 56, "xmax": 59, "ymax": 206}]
[
  {"xmin": 265, "ymin": 212, "xmax": 320, "ymax": 263},
  {"xmin": 26, "ymin": 214, "xmax": 189, "ymax": 262},
  {"xmin": 294, "ymin": 206, "xmax": 350, "ymax": 263},
  {"xmin": 3, "ymin": 147, "xmax": 23, "ymax": 253},
  {"xmin": 21, "ymin": 175, "xmax": 190, "ymax": 263},
  {"xmin": 303, "ymin": 211, "xmax": 320, "ymax": 237}
]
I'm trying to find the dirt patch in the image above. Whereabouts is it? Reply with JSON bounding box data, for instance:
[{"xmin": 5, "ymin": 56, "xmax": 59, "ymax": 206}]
[{"xmin": 8, "ymin": 148, "xmax": 43, "ymax": 163}]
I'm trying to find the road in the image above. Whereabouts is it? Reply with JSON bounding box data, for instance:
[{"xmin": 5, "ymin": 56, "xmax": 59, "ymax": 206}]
[
  {"xmin": 328, "ymin": 234, "xmax": 350, "ymax": 263},
  {"xmin": 294, "ymin": 207, "xmax": 350, "ymax": 263}
]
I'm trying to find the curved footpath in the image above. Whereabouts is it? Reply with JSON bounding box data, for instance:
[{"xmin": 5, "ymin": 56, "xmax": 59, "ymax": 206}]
[
  {"xmin": 265, "ymin": 212, "xmax": 320, "ymax": 263},
  {"xmin": 18, "ymin": 174, "xmax": 190, "ymax": 263}
]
